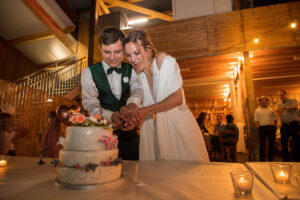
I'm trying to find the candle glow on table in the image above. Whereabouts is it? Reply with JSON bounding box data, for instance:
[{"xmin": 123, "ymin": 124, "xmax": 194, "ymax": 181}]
[
  {"xmin": 276, "ymin": 170, "xmax": 289, "ymax": 182},
  {"xmin": 231, "ymin": 170, "xmax": 253, "ymax": 196},
  {"xmin": 0, "ymin": 159, "xmax": 7, "ymax": 167},
  {"xmin": 237, "ymin": 176, "xmax": 250, "ymax": 191},
  {"xmin": 270, "ymin": 163, "xmax": 292, "ymax": 184}
]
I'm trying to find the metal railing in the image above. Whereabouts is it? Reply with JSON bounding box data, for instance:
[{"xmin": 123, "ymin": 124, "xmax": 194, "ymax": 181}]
[{"xmin": 14, "ymin": 56, "xmax": 87, "ymax": 96}]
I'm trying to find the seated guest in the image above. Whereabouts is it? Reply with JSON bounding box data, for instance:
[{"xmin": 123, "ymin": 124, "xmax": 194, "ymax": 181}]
[
  {"xmin": 224, "ymin": 114, "xmax": 239, "ymax": 141},
  {"xmin": 0, "ymin": 113, "xmax": 13, "ymax": 155},
  {"xmin": 213, "ymin": 114, "xmax": 225, "ymax": 135},
  {"xmin": 219, "ymin": 114, "xmax": 239, "ymax": 161}
]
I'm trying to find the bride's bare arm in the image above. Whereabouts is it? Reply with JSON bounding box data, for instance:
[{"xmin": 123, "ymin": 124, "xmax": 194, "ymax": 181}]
[{"xmin": 140, "ymin": 88, "xmax": 183, "ymax": 118}]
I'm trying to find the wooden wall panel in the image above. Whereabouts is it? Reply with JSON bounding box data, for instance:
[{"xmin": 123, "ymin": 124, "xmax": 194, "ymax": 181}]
[
  {"xmin": 77, "ymin": 16, "xmax": 89, "ymax": 61},
  {"xmin": 142, "ymin": 2, "xmax": 300, "ymax": 59},
  {"xmin": 0, "ymin": 38, "xmax": 39, "ymax": 81},
  {"xmin": 93, "ymin": 34, "xmax": 102, "ymax": 64}
]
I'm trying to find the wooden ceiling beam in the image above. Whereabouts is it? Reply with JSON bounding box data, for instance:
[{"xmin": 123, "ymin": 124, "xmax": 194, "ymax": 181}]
[
  {"xmin": 21, "ymin": 0, "xmax": 76, "ymax": 53},
  {"xmin": 8, "ymin": 31, "xmax": 54, "ymax": 45},
  {"xmin": 250, "ymin": 57, "xmax": 300, "ymax": 64},
  {"xmin": 182, "ymin": 73, "xmax": 230, "ymax": 80},
  {"xmin": 101, "ymin": 0, "xmax": 173, "ymax": 21},
  {"xmin": 7, "ymin": 26, "xmax": 74, "ymax": 46},
  {"xmin": 98, "ymin": 0, "xmax": 110, "ymax": 15},
  {"xmin": 252, "ymin": 62, "xmax": 300, "ymax": 69},
  {"xmin": 253, "ymin": 73, "xmax": 300, "ymax": 80},
  {"xmin": 107, "ymin": 0, "xmax": 143, "ymax": 8},
  {"xmin": 251, "ymin": 47, "xmax": 300, "ymax": 56},
  {"xmin": 55, "ymin": 0, "xmax": 79, "ymax": 26}
]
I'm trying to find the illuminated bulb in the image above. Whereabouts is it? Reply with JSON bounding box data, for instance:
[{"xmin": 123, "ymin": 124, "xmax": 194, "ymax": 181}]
[
  {"xmin": 238, "ymin": 56, "xmax": 242, "ymax": 61},
  {"xmin": 128, "ymin": 18, "xmax": 148, "ymax": 25},
  {"xmin": 122, "ymin": 26, "xmax": 132, "ymax": 30},
  {"xmin": 47, "ymin": 98, "xmax": 53, "ymax": 102},
  {"xmin": 228, "ymin": 98, "xmax": 231, "ymax": 102},
  {"xmin": 291, "ymin": 22, "xmax": 297, "ymax": 28},
  {"xmin": 254, "ymin": 38, "xmax": 259, "ymax": 43},
  {"xmin": 249, "ymin": 54, "xmax": 253, "ymax": 58}
]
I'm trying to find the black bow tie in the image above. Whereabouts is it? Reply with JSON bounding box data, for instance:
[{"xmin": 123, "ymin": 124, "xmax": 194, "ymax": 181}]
[{"xmin": 107, "ymin": 67, "xmax": 122, "ymax": 75}]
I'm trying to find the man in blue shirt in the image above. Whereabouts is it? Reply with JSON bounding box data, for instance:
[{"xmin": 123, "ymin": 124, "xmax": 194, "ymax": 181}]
[{"xmin": 276, "ymin": 90, "xmax": 299, "ymax": 162}]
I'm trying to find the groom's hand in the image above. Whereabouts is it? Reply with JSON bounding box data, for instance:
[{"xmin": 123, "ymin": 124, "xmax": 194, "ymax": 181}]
[
  {"xmin": 111, "ymin": 112, "xmax": 123, "ymax": 130},
  {"xmin": 111, "ymin": 111, "xmax": 136, "ymax": 131},
  {"xmin": 120, "ymin": 103, "xmax": 142, "ymax": 126}
]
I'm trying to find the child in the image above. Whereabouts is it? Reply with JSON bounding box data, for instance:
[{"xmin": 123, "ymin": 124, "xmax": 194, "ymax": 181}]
[{"xmin": 0, "ymin": 113, "xmax": 13, "ymax": 155}]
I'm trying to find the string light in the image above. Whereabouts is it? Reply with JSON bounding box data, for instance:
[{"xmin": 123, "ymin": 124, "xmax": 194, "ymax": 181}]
[
  {"xmin": 254, "ymin": 38, "xmax": 259, "ymax": 43},
  {"xmin": 290, "ymin": 22, "xmax": 297, "ymax": 28},
  {"xmin": 249, "ymin": 54, "xmax": 253, "ymax": 58},
  {"xmin": 214, "ymin": 19, "xmax": 299, "ymax": 53}
]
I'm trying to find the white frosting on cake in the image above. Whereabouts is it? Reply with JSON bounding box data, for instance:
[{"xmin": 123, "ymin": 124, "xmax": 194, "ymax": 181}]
[
  {"xmin": 63, "ymin": 126, "xmax": 113, "ymax": 151},
  {"xmin": 57, "ymin": 126, "xmax": 122, "ymax": 185},
  {"xmin": 59, "ymin": 149, "xmax": 118, "ymax": 166},
  {"xmin": 57, "ymin": 164, "xmax": 122, "ymax": 185}
]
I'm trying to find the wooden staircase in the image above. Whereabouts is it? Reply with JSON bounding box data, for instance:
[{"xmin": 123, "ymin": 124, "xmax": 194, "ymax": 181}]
[{"xmin": 0, "ymin": 57, "xmax": 87, "ymax": 156}]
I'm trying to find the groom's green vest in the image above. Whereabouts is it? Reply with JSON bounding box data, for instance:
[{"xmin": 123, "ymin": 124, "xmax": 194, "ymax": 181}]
[{"xmin": 89, "ymin": 62, "xmax": 132, "ymax": 112}]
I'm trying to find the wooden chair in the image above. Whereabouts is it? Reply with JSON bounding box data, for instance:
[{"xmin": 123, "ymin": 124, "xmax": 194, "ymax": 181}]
[{"xmin": 219, "ymin": 130, "xmax": 238, "ymax": 162}]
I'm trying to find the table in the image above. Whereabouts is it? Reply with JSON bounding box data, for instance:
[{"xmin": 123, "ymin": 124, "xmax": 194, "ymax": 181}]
[
  {"xmin": 0, "ymin": 156, "xmax": 278, "ymax": 200},
  {"xmin": 245, "ymin": 162, "xmax": 300, "ymax": 200}
]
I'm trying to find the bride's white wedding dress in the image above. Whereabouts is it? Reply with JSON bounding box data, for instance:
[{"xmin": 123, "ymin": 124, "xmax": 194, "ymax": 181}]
[{"xmin": 139, "ymin": 55, "xmax": 209, "ymax": 162}]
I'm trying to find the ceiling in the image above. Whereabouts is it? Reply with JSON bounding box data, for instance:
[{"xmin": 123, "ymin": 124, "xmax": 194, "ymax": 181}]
[
  {"xmin": 179, "ymin": 46, "xmax": 300, "ymax": 100},
  {"xmin": 0, "ymin": 0, "xmax": 172, "ymax": 65},
  {"xmin": 0, "ymin": 0, "xmax": 75, "ymax": 65},
  {"xmin": 66, "ymin": 0, "xmax": 172, "ymax": 28}
]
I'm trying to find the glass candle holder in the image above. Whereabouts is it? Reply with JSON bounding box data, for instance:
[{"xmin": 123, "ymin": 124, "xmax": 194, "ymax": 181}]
[
  {"xmin": 0, "ymin": 155, "xmax": 7, "ymax": 167},
  {"xmin": 270, "ymin": 163, "xmax": 292, "ymax": 184},
  {"xmin": 231, "ymin": 170, "xmax": 254, "ymax": 196}
]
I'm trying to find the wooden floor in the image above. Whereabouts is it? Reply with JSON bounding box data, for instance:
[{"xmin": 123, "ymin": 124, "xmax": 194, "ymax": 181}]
[{"xmin": 236, "ymin": 152, "xmax": 285, "ymax": 163}]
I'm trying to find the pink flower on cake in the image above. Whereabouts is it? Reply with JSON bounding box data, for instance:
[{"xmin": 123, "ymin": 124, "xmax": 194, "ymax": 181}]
[
  {"xmin": 77, "ymin": 114, "xmax": 86, "ymax": 123},
  {"xmin": 70, "ymin": 115, "xmax": 78, "ymax": 123}
]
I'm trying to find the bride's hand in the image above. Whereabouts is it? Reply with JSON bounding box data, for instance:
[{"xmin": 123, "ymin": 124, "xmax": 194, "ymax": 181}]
[{"xmin": 120, "ymin": 104, "xmax": 143, "ymax": 126}]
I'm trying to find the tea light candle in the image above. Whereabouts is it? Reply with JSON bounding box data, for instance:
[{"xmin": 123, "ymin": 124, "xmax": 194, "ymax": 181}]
[
  {"xmin": 276, "ymin": 170, "xmax": 289, "ymax": 182},
  {"xmin": 237, "ymin": 176, "xmax": 250, "ymax": 191},
  {"xmin": 0, "ymin": 159, "xmax": 7, "ymax": 167}
]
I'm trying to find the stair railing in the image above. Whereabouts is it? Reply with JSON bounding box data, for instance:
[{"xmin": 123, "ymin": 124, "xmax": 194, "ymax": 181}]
[{"xmin": 14, "ymin": 56, "xmax": 87, "ymax": 97}]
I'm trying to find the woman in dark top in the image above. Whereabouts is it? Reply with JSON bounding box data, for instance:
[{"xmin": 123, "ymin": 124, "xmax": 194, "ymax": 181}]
[{"xmin": 197, "ymin": 112, "xmax": 209, "ymax": 134}]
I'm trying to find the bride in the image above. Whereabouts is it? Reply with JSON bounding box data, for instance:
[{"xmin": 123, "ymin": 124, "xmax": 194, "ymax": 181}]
[{"xmin": 122, "ymin": 30, "xmax": 209, "ymax": 162}]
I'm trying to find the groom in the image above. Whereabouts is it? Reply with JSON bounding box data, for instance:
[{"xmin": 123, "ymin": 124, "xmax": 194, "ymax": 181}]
[{"xmin": 81, "ymin": 27, "xmax": 143, "ymax": 160}]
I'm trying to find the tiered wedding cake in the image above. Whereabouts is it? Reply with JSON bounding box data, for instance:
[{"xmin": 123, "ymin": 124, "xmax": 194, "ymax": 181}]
[{"xmin": 54, "ymin": 112, "xmax": 122, "ymax": 186}]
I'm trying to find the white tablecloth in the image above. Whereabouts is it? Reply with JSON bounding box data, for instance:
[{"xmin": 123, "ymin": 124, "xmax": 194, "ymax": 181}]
[
  {"xmin": 0, "ymin": 156, "xmax": 278, "ymax": 200},
  {"xmin": 245, "ymin": 162, "xmax": 300, "ymax": 200}
]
